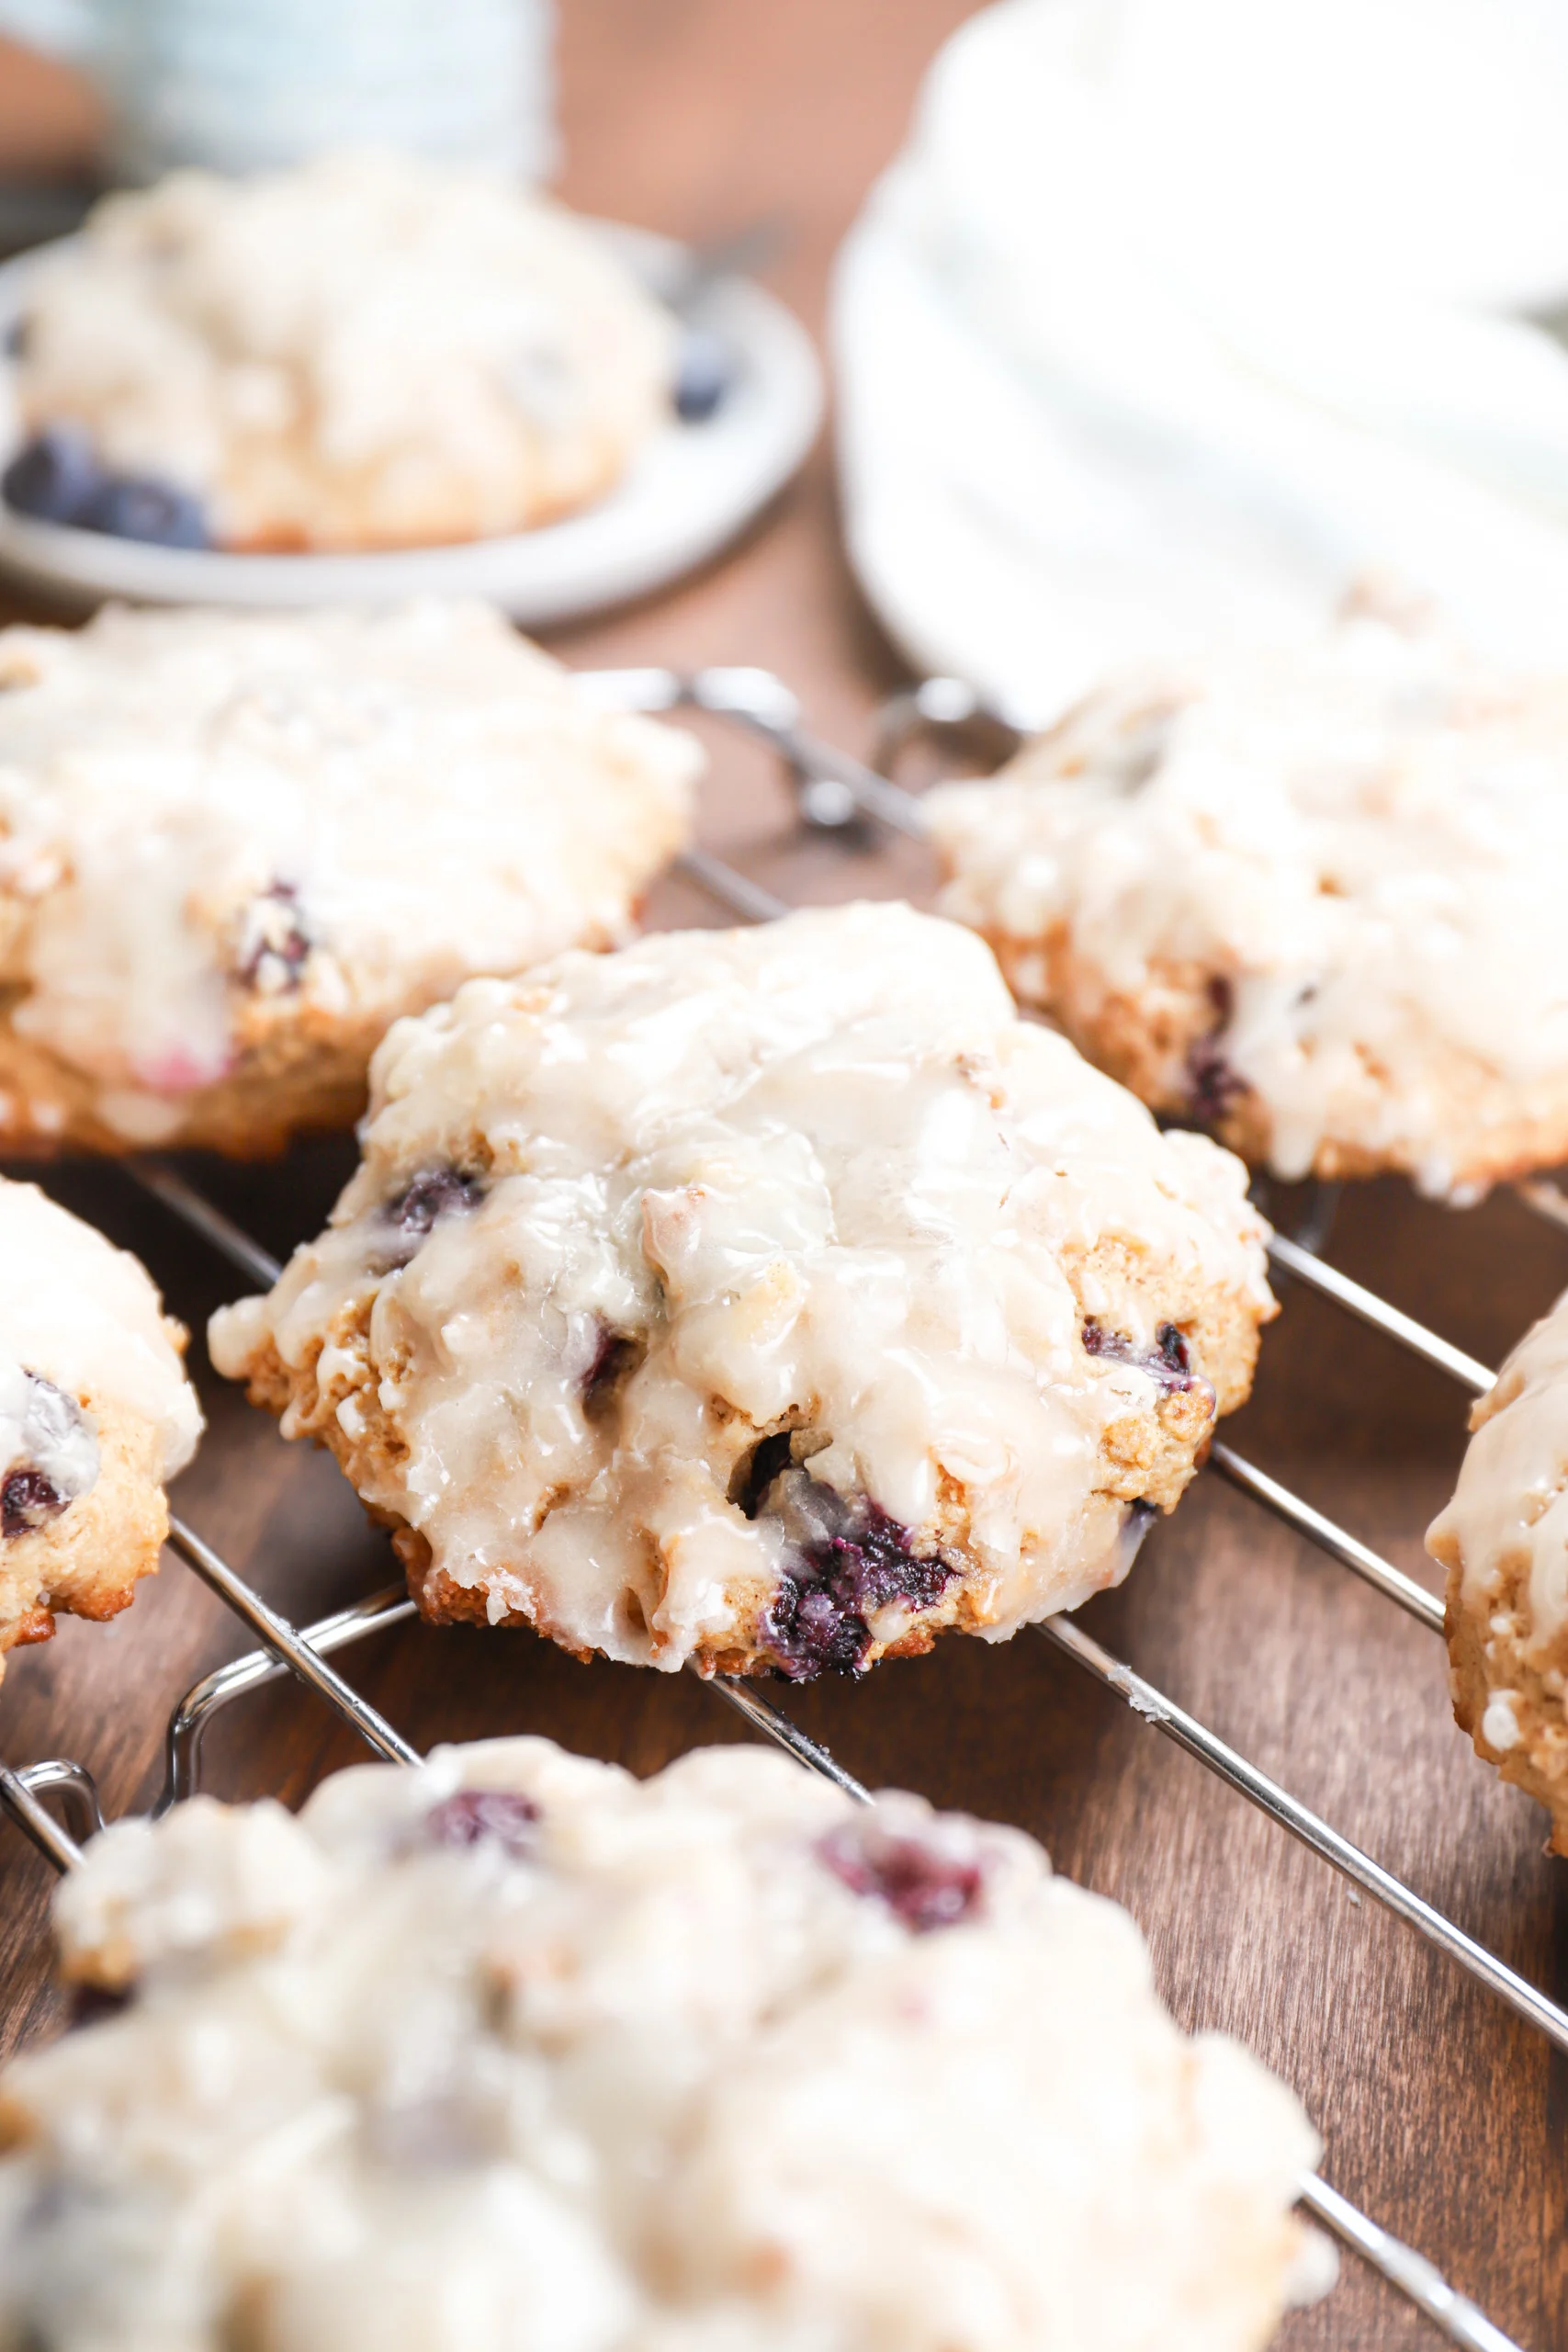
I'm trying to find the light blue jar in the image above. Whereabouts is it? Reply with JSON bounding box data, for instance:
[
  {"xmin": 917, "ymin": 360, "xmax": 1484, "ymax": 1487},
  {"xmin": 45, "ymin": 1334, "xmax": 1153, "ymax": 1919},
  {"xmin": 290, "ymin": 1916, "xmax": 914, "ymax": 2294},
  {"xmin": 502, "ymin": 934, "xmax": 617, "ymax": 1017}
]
[{"xmin": 0, "ymin": 0, "xmax": 556, "ymax": 183}]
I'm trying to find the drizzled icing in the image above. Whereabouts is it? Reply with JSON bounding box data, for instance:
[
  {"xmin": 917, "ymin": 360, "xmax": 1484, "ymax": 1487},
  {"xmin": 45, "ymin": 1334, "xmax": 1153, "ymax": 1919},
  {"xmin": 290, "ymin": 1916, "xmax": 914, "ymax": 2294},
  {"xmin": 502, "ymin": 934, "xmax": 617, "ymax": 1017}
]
[
  {"xmin": 15, "ymin": 151, "xmax": 676, "ymax": 548},
  {"xmin": 0, "ymin": 1176, "xmax": 200, "ymax": 1483},
  {"xmin": 0, "ymin": 1738, "xmax": 1326, "ymax": 2351},
  {"xmin": 927, "ymin": 616, "xmax": 1568, "ymax": 1195},
  {"xmin": 0, "ymin": 602, "xmax": 699, "ymax": 1141},
  {"xmin": 209, "ymin": 903, "xmax": 1271, "ymax": 1671},
  {"xmin": 1428, "ymin": 1287, "xmax": 1568, "ymax": 1656}
]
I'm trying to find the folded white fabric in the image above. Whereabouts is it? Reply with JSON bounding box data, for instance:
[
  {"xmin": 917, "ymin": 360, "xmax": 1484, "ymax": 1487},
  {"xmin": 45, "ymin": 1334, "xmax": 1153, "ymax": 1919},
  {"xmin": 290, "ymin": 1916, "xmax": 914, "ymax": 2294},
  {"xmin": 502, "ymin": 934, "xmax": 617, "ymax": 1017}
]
[{"xmin": 835, "ymin": 0, "xmax": 1568, "ymax": 727}]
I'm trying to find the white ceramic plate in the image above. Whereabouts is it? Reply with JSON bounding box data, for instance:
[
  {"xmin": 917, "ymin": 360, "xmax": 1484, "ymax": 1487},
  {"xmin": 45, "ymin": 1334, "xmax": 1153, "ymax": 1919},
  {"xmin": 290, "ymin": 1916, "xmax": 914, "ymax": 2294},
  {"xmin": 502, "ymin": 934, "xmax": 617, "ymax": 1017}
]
[{"xmin": 0, "ymin": 226, "xmax": 823, "ymax": 621}]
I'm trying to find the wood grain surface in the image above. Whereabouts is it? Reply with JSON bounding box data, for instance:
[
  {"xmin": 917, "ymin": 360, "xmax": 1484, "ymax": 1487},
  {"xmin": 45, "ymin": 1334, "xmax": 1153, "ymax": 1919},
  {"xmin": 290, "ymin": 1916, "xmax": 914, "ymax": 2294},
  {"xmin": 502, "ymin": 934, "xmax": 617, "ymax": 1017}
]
[{"xmin": 0, "ymin": 6, "xmax": 1563, "ymax": 2346}]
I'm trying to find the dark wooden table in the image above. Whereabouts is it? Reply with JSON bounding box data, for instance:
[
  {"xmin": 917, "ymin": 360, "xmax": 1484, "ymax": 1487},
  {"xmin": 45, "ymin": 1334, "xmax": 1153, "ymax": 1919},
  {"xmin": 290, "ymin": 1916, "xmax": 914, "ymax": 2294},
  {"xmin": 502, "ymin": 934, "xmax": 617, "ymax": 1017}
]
[{"xmin": 1, "ymin": 6, "xmax": 1564, "ymax": 2346}]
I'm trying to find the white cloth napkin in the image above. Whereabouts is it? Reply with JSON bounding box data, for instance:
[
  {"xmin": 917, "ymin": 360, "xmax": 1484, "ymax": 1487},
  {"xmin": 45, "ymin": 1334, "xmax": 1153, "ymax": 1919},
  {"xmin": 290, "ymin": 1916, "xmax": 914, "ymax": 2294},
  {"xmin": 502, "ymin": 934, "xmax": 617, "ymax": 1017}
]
[{"xmin": 834, "ymin": 0, "xmax": 1568, "ymax": 728}]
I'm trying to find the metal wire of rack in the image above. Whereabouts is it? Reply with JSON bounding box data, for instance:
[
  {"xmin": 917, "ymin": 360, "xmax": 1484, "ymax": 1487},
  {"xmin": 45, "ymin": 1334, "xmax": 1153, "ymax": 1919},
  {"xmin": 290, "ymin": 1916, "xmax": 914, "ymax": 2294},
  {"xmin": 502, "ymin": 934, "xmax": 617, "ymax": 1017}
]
[{"xmin": 0, "ymin": 673, "xmax": 1552, "ymax": 2352}]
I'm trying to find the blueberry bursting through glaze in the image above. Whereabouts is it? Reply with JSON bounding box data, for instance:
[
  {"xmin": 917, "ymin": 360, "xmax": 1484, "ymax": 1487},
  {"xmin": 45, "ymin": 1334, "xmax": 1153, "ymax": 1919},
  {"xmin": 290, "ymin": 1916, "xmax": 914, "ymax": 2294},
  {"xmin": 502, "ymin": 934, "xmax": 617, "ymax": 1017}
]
[
  {"xmin": 375, "ymin": 1167, "xmax": 487, "ymax": 1271},
  {"xmin": 424, "ymin": 1788, "xmax": 539, "ymax": 1857},
  {"xmin": 2, "ymin": 425, "xmax": 209, "ymax": 548},
  {"xmin": 817, "ymin": 1815, "xmax": 986, "ymax": 1932},
  {"xmin": 748, "ymin": 1456, "xmax": 956, "ymax": 1682}
]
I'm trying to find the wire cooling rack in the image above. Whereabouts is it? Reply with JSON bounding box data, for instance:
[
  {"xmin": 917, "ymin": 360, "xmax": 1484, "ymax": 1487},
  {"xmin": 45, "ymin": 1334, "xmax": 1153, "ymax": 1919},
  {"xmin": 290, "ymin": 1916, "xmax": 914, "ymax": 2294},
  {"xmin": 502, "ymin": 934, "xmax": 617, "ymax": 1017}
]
[{"xmin": 0, "ymin": 670, "xmax": 1553, "ymax": 2352}]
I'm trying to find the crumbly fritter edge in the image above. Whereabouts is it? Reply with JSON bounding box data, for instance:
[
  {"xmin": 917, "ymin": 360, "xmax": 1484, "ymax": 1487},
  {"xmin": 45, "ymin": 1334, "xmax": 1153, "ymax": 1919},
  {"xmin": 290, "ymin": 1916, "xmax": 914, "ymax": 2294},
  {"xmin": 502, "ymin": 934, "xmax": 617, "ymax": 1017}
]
[
  {"xmin": 976, "ymin": 922, "xmax": 1568, "ymax": 1193},
  {"xmin": 1431, "ymin": 1521, "xmax": 1568, "ymax": 1856},
  {"xmin": 225, "ymin": 1227, "xmax": 1273, "ymax": 1677}
]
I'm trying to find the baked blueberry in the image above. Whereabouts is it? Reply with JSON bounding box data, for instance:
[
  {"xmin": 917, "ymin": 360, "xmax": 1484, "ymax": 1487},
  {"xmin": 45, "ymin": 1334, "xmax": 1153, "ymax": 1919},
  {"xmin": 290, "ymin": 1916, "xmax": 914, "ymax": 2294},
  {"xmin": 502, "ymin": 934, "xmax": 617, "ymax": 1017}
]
[
  {"xmin": 2, "ymin": 426, "xmax": 102, "ymax": 526},
  {"xmin": 818, "ymin": 1813, "xmax": 986, "ymax": 1931},
  {"xmin": 1185, "ymin": 978, "xmax": 1247, "ymax": 1128},
  {"xmin": 1081, "ymin": 1316, "xmax": 1202, "ymax": 1395},
  {"xmin": 761, "ymin": 1468, "xmax": 955, "ymax": 1681},
  {"xmin": 673, "ymin": 326, "xmax": 733, "ymax": 423},
  {"xmin": 424, "ymin": 1788, "xmax": 539, "ymax": 1857},
  {"xmin": 75, "ymin": 470, "xmax": 209, "ymax": 549},
  {"xmin": 376, "ymin": 1161, "xmax": 484, "ymax": 1261},
  {"xmin": 0, "ymin": 1466, "xmax": 64, "ymax": 1539},
  {"xmin": 0, "ymin": 1372, "xmax": 96, "ymax": 1542}
]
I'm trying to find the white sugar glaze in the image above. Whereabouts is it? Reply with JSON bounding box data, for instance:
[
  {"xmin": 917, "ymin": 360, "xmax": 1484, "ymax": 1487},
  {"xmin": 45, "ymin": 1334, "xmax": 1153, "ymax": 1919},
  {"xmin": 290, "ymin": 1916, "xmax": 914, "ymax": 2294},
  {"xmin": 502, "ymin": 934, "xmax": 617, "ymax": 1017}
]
[
  {"xmin": 0, "ymin": 1737, "xmax": 1329, "ymax": 2351},
  {"xmin": 210, "ymin": 902, "xmax": 1271, "ymax": 1669},
  {"xmin": 928, "ymin": 616, "xmax": 1568, "ymax": 1194},
  {"xmin": 0, "ymin": 1176, "xmax": 200, "ymax": 1479},
  {"xmin": 14, "ymin": 151, "xmax": 677, "ymax": 549},
  {"xmin": 1429, "ymin": 1289, "xmax": 1568, "ymax": 1651},
  {"xmin": 0, "ymin": 600, "xmax": 698, "ymax": 1140},
  {"xmin": 0, "ymin": 1363, "xmax": 98, "ymax": 1507}
]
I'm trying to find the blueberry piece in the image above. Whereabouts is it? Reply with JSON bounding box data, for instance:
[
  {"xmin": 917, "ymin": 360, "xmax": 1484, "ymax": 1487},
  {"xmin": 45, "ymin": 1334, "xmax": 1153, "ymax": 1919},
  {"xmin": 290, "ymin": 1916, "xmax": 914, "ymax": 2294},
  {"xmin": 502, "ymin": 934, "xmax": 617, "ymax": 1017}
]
[
  {"xmin": 1081, "ymin": 1316, "xmax": 1202, "ymax": 1395},
  {"xmin": 373, "ymin": 1161, "xmax": 484, "ymax": 1270},
  {"xmin": 387, "ymin": 1168, "xmax": 486, "ymax": 1237},
  {"xmin": 75, "ymin": 471, "xmax": 209, "ymax": 549},
  {"xmin": 1, "ymin": 1378, "xmax": 95, "ymax": 1532},
  {"xmin": 582, "ymin": 1321, "xmax": 645, "ymax": 1423},
  {"xmin": 818, "ymin": 1816, "xmax": 986, "ymax": 1932},
  {"xmin": 1186, "ymin": 975, "xmax": 1247, "ymax": 1126},
  {"xmin": 425, "ymin": 1788, "xmax": 539, "ymax": 1857},
  {"xmin": 759, "ymin": 1467, "xmax": 955, "ymax": 1681},
  {"xmin": 767, "ymin": 1575, "xmax": 868, "ymax": 1679},
  {"xmin": 673, "ymin": 327, "xmax": 733, "ymax": 423},
  {"xmin": 3, "ymin": 432, "xmax": 211, "ymax": 547},
  {"xmin": 1, "ymin": 1467, "xmax": 64, "ymax": 1539},
  {"xmin": 2, "ymin": 425, "xmax": 102, "ymax": 525},
  {"xmin": 1079, "ymin": 1319, "xmax": 1115, "ymax": 1365}
]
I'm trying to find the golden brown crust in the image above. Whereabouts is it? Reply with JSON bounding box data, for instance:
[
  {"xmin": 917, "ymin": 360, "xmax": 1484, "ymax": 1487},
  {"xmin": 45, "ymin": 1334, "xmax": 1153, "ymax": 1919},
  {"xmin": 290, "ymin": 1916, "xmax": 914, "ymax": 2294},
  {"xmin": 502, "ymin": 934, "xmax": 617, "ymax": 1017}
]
[
  {"xmin": 0, "ymin": 1394, "xmax": 170, "ymax": 1678},
  {"xmin": 232, "ymin": 1235, "xmax": 1271, "ymax": 1677},
  {"xmin": 0, "ymin": 1011, "xmax": 383, "ymax": 1159},
  {"xmin": 1432, "ymin": 1525, "xmax": 1568, "ymax": 1856}
]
